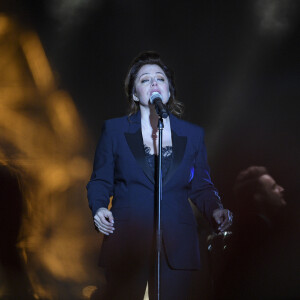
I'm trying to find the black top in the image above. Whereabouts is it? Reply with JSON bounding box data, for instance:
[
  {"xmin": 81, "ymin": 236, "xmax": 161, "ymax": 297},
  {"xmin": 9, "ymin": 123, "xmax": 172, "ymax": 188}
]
[{"xmin": 144, "ymin": 145, "xmax": 173, "ymax": 179}]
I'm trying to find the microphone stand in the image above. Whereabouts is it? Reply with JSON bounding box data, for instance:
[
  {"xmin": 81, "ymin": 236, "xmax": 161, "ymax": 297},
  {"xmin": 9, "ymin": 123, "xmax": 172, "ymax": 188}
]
[{"xmin": 156, "ymin": 116, "xmax": 163, "ymax": 300}]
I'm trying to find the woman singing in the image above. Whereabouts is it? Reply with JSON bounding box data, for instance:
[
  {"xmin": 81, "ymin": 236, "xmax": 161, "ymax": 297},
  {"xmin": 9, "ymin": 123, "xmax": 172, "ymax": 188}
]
[{"xmin": 87, "ymin": 51, "xmax": 232, "ymax": 299}]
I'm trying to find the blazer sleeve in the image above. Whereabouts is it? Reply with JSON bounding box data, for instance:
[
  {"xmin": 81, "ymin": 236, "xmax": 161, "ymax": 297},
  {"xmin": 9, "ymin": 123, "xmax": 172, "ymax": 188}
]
[
  {"xmin": 188, "ymin": 128, "xmax": 223, "ymax": 226},
  {"xmin": 86, "ymin": 121, "xmax": 114, "ymax": 216}
]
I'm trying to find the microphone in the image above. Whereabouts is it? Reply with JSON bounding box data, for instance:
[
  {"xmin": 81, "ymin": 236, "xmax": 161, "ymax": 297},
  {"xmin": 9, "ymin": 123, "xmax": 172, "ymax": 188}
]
[{"xmin": 149, "ymin": 92, "xmax": 169, "ymax": 119}]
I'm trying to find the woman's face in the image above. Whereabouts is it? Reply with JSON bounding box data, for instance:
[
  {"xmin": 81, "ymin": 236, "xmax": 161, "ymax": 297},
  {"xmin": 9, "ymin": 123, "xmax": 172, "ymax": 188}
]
[{"xmin": 133, "ymin": 64, "xmax": 170, "ymax": 107}]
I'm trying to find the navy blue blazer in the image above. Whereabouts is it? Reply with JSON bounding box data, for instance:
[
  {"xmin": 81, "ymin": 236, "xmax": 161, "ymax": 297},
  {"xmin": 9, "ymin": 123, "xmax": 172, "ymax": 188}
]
[{"xmin": 87, "ymin": 111, "xmax": 223, "ymax": 270}]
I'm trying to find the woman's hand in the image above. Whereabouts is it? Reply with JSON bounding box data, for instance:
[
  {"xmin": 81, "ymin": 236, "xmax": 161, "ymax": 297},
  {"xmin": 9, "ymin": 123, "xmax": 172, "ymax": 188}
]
[
  {"xmin": 94, "ymin": 207, "xmax": 115, "ymax": 235},
  {"xmin": 212, "ymin": 208, "xmax": 233, "ymax": 232}
]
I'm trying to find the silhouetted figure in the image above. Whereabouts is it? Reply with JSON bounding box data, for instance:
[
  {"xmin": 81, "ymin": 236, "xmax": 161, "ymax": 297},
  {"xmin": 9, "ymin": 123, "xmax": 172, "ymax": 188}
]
[
  {"xmin": 215, "ymin": 166, "xmax": 300, "ymax": 300},
  {"xmin": 0, "ymin": 164, "xmax": 34, "ymax": 299},
  {"xmin": 234, "ymin": 166, "xmax": 286, "ymax": 232}
]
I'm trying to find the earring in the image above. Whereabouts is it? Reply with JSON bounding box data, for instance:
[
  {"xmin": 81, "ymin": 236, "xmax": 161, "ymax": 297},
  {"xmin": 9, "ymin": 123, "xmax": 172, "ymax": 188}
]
[{"xmin": 133, "ymin": 94, "xmax": 139, "ymax": 102}]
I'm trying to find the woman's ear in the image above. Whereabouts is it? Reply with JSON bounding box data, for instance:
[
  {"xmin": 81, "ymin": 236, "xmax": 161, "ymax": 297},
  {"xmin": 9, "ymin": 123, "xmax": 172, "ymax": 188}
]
[{"xmin": 133, "ymin": 94, "xmax": 139, "ymax": 102}]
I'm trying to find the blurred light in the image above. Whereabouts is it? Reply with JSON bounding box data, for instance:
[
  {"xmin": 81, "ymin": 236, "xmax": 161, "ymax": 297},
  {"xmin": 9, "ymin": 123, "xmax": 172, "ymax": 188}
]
[
  {"xmin": 0, "ymin": 14, "xmax": 11, "ymax": 36},
  {"xmin": 20, "ymin": 31, "xmax": 55, "ymax": 93},
  {"xmin": 46, "ymin": 0, "xmax": 101, "ymax": 33},
  {"xmin": 47, "ymin": 90, "xmax": 86, "ymax": 149},
  {"xmin": 255, "ymin": 0, "xmax": 295, "ymax": 35},
  {"xmin": 82, "ymin": 285, "xmax": 97, "ymax": 299},
  {"xmin": 144, "ymin": 284, "xmax": 149, "ymax": 300},
  {"xmin": 0, "ymin": 14, "xmax": 96, "ymax": 299}
]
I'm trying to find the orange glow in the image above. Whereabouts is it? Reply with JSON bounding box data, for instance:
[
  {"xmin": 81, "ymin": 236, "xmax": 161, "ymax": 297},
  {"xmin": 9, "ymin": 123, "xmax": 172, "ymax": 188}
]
[
  {"xmin": 0, "ymin": 14, "xmax": 100, "ymax": 299},
  {"xmin": 19, "ymin": 31, "xmax": 55, "ymax": 93},
  {"xmin": 0, "ymin": 14, "xmax": 11, "ymax": 35},
  {"xmin": 82, "ymin": 285, "xmax": 98, "ymax": 299}
]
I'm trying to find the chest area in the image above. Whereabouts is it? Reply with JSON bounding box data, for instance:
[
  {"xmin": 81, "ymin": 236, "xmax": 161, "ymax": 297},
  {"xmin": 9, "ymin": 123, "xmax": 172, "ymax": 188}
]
[{"xmin": 142, "ymin": 128, "xmax": 172, "ymax": 155}]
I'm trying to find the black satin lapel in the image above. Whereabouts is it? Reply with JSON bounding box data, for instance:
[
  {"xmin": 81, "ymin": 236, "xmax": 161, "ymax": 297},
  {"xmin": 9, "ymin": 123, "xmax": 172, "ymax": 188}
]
[
  {"xmin": 163, "ymin": 131, "xmax": 187, "ymax": 186},
  {"xmin": 124, "ymin": 130, "xmax": 155, "ymax": 184}
]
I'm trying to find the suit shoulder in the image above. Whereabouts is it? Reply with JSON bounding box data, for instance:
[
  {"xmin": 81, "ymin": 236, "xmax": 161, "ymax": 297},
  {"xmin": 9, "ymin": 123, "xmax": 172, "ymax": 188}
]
[
  {"xmin": 102, "ymin": 115, "xmax": 129, "ymax": 133},
  {"xmin": 174, "ymin": 117, "xmax": 205, "ymax": 136}
]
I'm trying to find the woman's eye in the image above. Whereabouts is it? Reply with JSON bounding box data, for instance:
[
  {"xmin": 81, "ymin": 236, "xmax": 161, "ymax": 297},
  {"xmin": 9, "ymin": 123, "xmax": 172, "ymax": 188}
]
[
  {"xmin": 157, "ymin": 77, "xmax": 165, "ymax": 81},
  {"xmin": 141, "ymin": 79, "xmax": 149, "ymax": 83}
]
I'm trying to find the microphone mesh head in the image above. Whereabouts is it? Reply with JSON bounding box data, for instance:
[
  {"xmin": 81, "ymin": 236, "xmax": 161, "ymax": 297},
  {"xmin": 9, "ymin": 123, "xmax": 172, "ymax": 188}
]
[{"xmin": 149, "ymin": 92, "xmax": 162, "ymax": 104}]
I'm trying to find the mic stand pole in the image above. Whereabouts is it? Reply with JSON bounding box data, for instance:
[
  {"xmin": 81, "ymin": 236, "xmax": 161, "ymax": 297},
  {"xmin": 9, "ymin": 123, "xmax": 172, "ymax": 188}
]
[{"xmin": 156, "ymin": 116, "xmax": 163, "ymax": 300}]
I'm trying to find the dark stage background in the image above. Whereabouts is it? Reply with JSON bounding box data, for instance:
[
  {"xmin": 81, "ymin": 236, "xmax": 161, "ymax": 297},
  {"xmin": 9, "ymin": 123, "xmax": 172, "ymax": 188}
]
[{"xmin": 0, "ymin": 0, "xmax": 299, "ymax": 299}]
